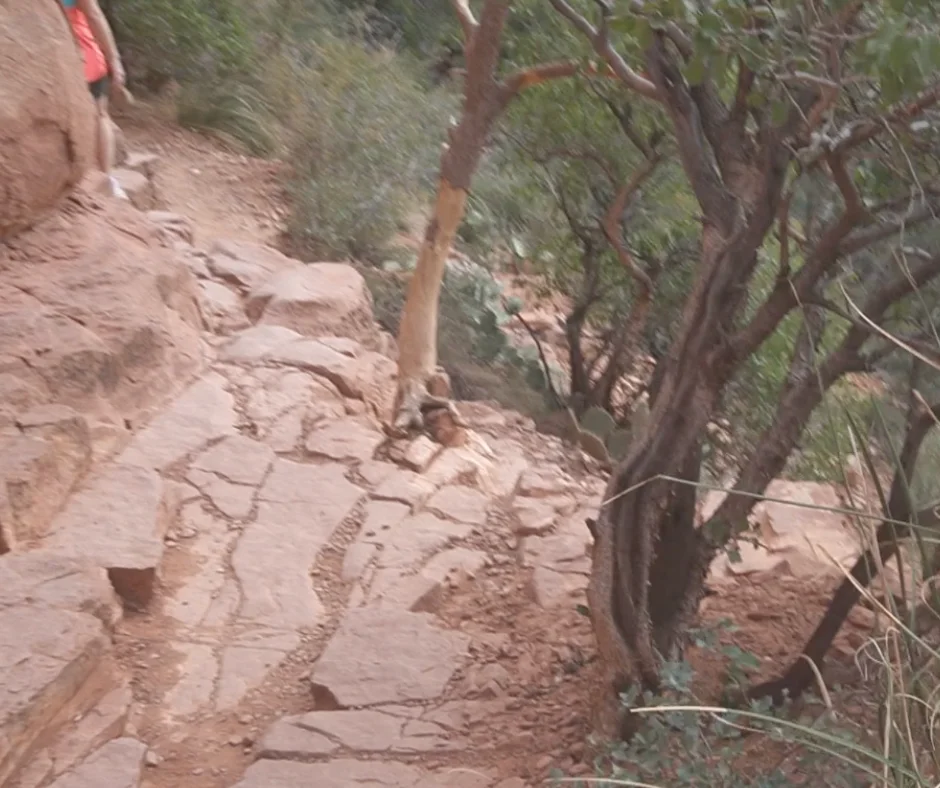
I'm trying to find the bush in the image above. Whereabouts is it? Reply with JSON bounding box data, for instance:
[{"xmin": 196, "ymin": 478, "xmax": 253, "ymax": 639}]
[
  {"xmin": 283, "ymin": 37, "xmax": 456, "ymax": 261},
  {"xmin": 105, "ymin": 0, "xmax": 254, "ymax": 91}
]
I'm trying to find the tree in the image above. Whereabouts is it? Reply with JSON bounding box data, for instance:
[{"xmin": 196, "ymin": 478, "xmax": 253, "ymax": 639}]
[
  {"xmin": 545, "ymin": 0, "xmax": 940, "ymax": 737},
  {"xmin": 391, "ymin": 0, "xmax": 585, "ymax": 435},
  {"xmin": 496, "ymin": 73, "xmax": 698, "ymax": 419}
]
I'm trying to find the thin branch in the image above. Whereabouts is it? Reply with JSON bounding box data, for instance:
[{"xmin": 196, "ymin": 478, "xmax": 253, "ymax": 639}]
[
  {"xmin": 842, "ymin": 284, "xmax": 940, "ymax": 372},
  {"xmin": 548, "ymin": 0, "xmax": 660, "ymax": 100},
  {"xmin": 596, "ymin": 93, "xmax": 655, "ymax": 159},
  {"xmin": 824, "ymin": 151, "xmax": 865, "ymax": 217},
  {"xmin": 451, "ymin": 0, "xmax": 478, "ymax": 42},
  {"xmin": 831, "ymin": 81, "xmax": 940, "ymax": 156},
  {"xmin": 530, "ymin": 144, "xmax": 619, "ymax": 188},
  {"xmin": 729, "ymin": 58, "xmax": 755, "ymax": 128},
  {"xmin": 512, "ymin": 307, "xmax": 565, "ymax": 407},
  {"xmin": 601, "ymin": 156, "xmax": 662, "ymax": 294},
  {"xmin": 504, "ymin": 59, "xmax": 577, "ymax": 91},
  {"xmin": 837, "ymin": 201, "xmax": 940, "ymax": 256},
  {"xmin": 501, "ymin": 59, "xmax": 596, "ymax": 100},
  {"xmin": 775, "ymin": 189, "xmax": 794, "ymax": 284}
]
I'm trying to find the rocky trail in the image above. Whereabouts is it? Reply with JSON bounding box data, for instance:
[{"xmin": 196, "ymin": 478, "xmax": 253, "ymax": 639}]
[{"xmin": 0, "ymin": 115, "xmax": 886, "ymax": 788}]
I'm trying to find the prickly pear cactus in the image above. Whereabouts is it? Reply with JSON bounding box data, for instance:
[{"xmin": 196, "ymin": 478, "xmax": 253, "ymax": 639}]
[
  {"xmin": 580, "ymin": 406, "xmax": 616, "ymax": 440},
  {"xmin": 606, "ymin": 428, "xmax": 633, "ymax": 461}
]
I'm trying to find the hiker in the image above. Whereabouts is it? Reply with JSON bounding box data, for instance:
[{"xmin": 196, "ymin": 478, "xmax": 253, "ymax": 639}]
[{"xmin": 58, "ymin": 0, "xmax": 128, "ymax": 199}]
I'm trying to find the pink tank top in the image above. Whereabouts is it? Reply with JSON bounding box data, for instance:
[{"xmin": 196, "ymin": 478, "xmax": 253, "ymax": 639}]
[{"xmin": 60, "ymin": 0, "xmax": 109, "ymax": 84}]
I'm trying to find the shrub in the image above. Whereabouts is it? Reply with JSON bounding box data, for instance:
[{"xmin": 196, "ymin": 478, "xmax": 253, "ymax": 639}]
[
  {"xmin": 284, "ymin": 36, "xmax": 456, "ymax": 261},
  {"xmin": 105, "ymin": 0, "xmax": 254, "ymax": 91}
]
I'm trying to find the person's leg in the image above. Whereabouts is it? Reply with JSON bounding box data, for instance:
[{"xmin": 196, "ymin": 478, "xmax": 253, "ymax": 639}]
[{"xmin": 89, "ymin": 77, "xmax": 127, "ymax": 199}]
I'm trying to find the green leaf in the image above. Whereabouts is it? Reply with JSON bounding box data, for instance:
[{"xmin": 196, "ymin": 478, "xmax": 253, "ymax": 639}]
[
  {"xmin": 684, "ymin": 51, "xmax": 707, "ymax": 85},
  {"xmin": 770, "ymin": 98, "xmax": 789, "ymax": 125}
]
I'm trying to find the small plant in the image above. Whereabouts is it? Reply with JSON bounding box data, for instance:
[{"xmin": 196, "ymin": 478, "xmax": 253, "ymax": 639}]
[{"xmin": 553, "ymin": 619, "xmax": 875, "ymax": 788}]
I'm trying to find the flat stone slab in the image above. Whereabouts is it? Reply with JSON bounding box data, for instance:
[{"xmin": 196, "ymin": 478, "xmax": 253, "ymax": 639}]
[
  {"xmin": 14, "ymin": 683, "xmax": 132, "ymax": 787},
  {"xmin": 246, "ymin": 263, "xmax": 380, "ymax": 349},
  {"xmin": 219, "ymin": 325, "xmax": 302, "ymax": 364},
  {"xmin": 216, "ymin": 631, "xmax": 302, "ymax": 710},
  {"xmin": 191, "ymin": 434, "xmax": 275, "ymax": 486},
  {"xmin": 208, "ymin": 239, "xmax": 302, "ymax": 293},
  {"xmin": 45, "ymin": 463, "xmax": 171, "ymax": 608},
  {"xmin": 46, "ymin": 737, "xmax": 146, "ymax": 788},
  {"xmin": 311, "ymin": 608, "xmax": 469, "ymax": 707},
  {"xmin": 364, "ymin": 512, "xmax": 473, "ymax": 571},
  {"xmin": 260, "ymin": 706, "xmax": 457, "ymax": 757},
  {"xmin": 119, "ymin": 372, "xmax": 236, "ymax": 472},
  {"xmin": 427, "ymin": 485, "xmax": 489, "ymax": 525},
  {"xmin": 371, "ymin": 470, "xmax": 437, "ymax": 510},
  {"xmin": 0, "ymin": 406, "xmax": 91, "ymax": 547},
  {"xmin": 198, "ymin": 280, "xmax": 250, "ymax": 334},
  {"xmin": 0, "ymin": 551, "xmax": 120, "ymax": 628},
  {"xmin": 0, "ymin": 607, "xmax": 111, "ymax": 785},
  {"xmin": 234, "ymin": 759, "xmax": 429, "ymax": 788},
  {"xmin": 232, "ymin": 461, "xmax": 364, "ymax": 630},
  {"xmin": 304, "ymin": 418, "xmax": 383, "ymax": 463}
]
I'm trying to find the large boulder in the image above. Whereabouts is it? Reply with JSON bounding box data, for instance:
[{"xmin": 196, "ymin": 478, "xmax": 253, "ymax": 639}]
[
  {"xmin": 0, "ymin": 0, "xmax": 97, "ymax": 238},
  {"xmin": 0, "ymin": 196, "xmax": 205, "ymax": 542},
  {"xmin": 0, "ymin": 196, "xmax": 204, "ymax": 426}
]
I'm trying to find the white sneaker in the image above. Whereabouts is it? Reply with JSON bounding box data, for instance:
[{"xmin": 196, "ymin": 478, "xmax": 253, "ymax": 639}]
[{"xmin": 109, "ymin": 175, "xmax": 129, "ymax": 200}]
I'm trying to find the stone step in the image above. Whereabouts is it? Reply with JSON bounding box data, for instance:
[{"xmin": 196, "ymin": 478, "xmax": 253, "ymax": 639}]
[
  {"xmin": 10, "ymin": 683, "xmax": 132, "ymax": 788},
  {"xmin": 234, "ymin": 758, "xmax": 492, "ymax": 788},
  {"xmin": 0, "ymin": 553, "xmax": 124, "ymax": 786},
  {"xmin": 45, "ymin": 737, "xmax": 146, "ymax": 788},
  {"xmin": 110, "ymin": 168, "xmax": 156, "ymax": 211},
  {"xmin": 0, "ymin": 405, "xmax": 92, "ymax": 553},
  {"xmin": 0, "ymin": 608, "xmax": 120, "ymax": 786},
  {"xmin": 43, "ymin": 462, "xmax": 172, "ymax": 609}
]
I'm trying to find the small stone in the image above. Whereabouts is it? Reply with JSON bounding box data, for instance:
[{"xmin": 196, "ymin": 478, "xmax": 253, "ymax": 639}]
[{"xmin": 144, "ymin": 751, "xmax": 160, "ymax": 767}]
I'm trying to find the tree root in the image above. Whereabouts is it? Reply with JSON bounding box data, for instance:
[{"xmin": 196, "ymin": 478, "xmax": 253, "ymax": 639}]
[{"xmin": 386, "ymin": 369, "xmax": 469, "ymax": 447}]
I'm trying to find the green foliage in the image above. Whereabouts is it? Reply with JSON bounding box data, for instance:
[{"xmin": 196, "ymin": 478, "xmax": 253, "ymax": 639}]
[
  {"xmin": 284, "ymin": 37, "xmax": 455, "ymax": 261},
  {"xmin": 555, "ymin": 620, "xmax": 874, "ymax": 787},
  {"xmin": 579, "ymin": 407, "xmax": 635, "ymax": 460},
  {"xmin": 105, "ymin": 0, "xmax": 254, "ymax": 89},
  {"xmin": 581, "ymin": 406, "xmax": 617, "ymax": 439},
  {"xmin": 606, "ymin": 428, "xmax": 633, "ymax": 460},
  {"xmin": 176, "ymin": 80, "xmax": 278, "ymax": 156}
]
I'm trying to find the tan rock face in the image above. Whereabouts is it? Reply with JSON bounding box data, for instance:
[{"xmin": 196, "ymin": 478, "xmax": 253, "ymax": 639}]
[
  {"xmin": 0, "ymin": 200, "xmax": 203, "ymax": 431},
  {"xmin": 0, "ymin": 607, "xmax": 113, "ymax": 786},
  {"xmin": 0, "ymin": 0, "xmax": 96, "ymax": 238}
]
